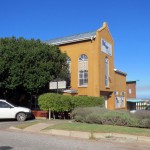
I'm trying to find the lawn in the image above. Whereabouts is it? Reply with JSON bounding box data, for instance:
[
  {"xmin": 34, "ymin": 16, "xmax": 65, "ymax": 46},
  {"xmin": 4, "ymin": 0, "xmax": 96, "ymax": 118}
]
[
  {"xmin": 45, "ymin": 122, "xmax": 150, "ymax": 137},
  {"xmin": 15, "ymin": 119, "xmax": 150, "ymax": 137}
]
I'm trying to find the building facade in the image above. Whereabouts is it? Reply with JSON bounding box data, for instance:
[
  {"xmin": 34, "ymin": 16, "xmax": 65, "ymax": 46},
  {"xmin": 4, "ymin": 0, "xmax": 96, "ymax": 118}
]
[
  {"xmin": 46, "ymin": 22, "xmax": 127, "ymax": 110},
  {"xmin": 126, "ymin": 81, "xmax": 137, "ymax": 98}
]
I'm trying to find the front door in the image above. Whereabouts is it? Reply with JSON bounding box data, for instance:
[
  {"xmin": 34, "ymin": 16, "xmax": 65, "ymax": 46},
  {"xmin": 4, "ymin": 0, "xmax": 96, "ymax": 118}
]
[{"xmin": 104, "ymin": 96, "xmax": 108, "ymax": 109}]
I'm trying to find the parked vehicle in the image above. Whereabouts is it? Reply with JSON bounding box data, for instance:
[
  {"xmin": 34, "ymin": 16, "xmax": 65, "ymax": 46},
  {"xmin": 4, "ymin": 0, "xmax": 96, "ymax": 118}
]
[{"xmin": 0, "ymin": 99, "xmax": 32, "ymax": 121}]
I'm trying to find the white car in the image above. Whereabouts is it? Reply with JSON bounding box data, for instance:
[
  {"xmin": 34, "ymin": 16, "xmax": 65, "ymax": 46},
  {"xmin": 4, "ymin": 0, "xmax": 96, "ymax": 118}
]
[{"xmin": 0, "ymin": 99, "xmax": 32, "ymax": 121}]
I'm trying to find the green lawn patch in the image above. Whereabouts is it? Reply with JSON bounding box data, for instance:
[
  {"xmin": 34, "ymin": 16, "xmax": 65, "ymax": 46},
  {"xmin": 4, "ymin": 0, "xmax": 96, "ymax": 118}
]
[{"xmin": 45, "ymin": 122, "xmax": 150, "ymax": 137}]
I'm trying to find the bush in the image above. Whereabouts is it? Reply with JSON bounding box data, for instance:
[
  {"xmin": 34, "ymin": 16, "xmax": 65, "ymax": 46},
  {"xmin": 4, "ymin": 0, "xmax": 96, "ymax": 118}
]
[
  {"xmin": 86, "ymin": 113, "xmax": 103, "ymax": 124},
  {"xmin": 38, "ymin": 93, "xmax": 104, "ymax": 112},
  {"xmin": 100, "ymin": 111, "xmax": 137, "ymax": 126},
  {"xmin": 138, "ymin": 119, "xmax": 150, "ymax": 128},
  {"xmin": 132, "ymin": 110, "xmax": 150, "ymax": 120},
  {"xmin": 72, "ymin": 107, "xmax": 138, "ymax": 127},
  {"xmin": 72, "ymin": 96, "xmax": 104, "ymax": 108}
]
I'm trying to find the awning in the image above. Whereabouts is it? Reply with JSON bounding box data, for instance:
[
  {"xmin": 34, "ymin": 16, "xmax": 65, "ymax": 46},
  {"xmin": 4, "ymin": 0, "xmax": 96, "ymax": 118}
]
[
  {"xmin": 63, "ymin": 89, "xmax": 78, "ymax": 94},
  {"xmin": 127, "ymin": 99, "xmax": 145, "ymax": 103}
]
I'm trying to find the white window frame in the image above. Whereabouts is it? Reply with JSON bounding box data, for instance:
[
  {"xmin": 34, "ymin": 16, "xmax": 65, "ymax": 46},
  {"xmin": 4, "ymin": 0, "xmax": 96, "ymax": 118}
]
[
  {"xmin": 78, "ymin": 54, "xmax": 88, "ymax": 87},
  {"xmin": 115, "ymin": 96, "xmax": 125, "ymax": 108},
  {"xmin": 105, "ymin": 57, "xmax": 109, "ymax": 87},
  {"xmin": 66, "ymin": 57, "xmax": 71, "ymax": 73}
]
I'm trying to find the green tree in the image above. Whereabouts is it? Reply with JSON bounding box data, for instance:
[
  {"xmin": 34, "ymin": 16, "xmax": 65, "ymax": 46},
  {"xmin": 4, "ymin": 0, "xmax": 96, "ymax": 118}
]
[{"xmin": 0, "ymin": 37, "xmax": 68, "ymax": 102}]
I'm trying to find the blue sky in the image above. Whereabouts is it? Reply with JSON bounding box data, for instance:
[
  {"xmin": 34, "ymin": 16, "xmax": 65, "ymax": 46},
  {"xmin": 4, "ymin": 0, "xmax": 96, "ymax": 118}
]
[{"xmin": 0, "ymin": 0, "xmax": 150, "ymax": 98}]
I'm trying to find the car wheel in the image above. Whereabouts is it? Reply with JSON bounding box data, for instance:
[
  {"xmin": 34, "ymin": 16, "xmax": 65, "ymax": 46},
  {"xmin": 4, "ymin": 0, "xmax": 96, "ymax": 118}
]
[{"xmin": 16, "ymin": 112, "xmax": 27, "ymax": 121}]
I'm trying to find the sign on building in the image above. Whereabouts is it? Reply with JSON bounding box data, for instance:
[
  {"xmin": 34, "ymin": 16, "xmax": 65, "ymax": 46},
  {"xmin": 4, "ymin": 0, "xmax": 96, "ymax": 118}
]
[{"xmin": 101, "ymin": 38, "xmax": 112, "ymax": 56}]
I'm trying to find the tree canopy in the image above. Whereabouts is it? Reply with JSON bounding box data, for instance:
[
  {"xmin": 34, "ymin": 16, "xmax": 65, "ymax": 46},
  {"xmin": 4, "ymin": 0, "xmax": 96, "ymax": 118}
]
[{"xmin": 0, "ymin": 37, "xmax": 68, "ymax": 97}]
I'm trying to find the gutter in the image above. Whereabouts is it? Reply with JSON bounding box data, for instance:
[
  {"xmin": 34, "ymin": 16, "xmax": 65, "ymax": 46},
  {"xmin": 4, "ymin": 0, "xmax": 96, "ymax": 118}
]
[{"xmin": 48, "ymin": 35, "xmax": 96, "ymax": 46}]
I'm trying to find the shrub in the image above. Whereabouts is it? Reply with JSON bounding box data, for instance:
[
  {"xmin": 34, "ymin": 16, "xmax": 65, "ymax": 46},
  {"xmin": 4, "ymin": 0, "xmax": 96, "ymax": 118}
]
[
  {"xmin": 72, "ymin": 107, "xmax": 108, "ymax": 124},
  {"xmin": 100, "ymin": 111, "xmax": 137, "ymax": 126},
  {"xmin": 137, "ymin": 119, "xmax": 150, "ymax": 128},
  {"xmin": 72, "ymin": 107, "xmax": 138, "ymax": 127},
  {"xmin": 72, "ymin": 96, "xmax": 104, "ymax": 109},
  {"xmin": 38, "ymin": 93, "xmax": 61, "ymax": 111},
  {"xmin": 38, "ymin": 93, "xmax": 104, "ymax": 113},
  {"xmin": 133, "ymin": 110, "xmax": 150, "ymax": 120},
  {"xmin": 86, "ymin": 113, "xmax": 103, "ymax": 124}
]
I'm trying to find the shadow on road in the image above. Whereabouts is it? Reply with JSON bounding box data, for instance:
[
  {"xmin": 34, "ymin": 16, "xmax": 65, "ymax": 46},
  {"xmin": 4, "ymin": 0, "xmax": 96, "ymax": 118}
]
[{"xmin": 0, "ymin": 146, "xmax": 13, "ymax": 150}]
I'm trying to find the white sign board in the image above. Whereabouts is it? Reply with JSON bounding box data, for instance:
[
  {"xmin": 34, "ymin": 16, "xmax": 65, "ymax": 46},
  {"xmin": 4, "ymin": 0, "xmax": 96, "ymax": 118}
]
[
  {"xmin": 49, "ymin": 82, "xmax": 57, "ymax": 89},
  {"xmin": 101, "ymin": 38, "xmax": 112, "ymax": 56},
  {"xmin": 49, "ymin": 81, "xmax": 66, "ymax": 89},
  {"xmin": 58, "ymin": 81, "xmax": 66, "ymax": 89}
]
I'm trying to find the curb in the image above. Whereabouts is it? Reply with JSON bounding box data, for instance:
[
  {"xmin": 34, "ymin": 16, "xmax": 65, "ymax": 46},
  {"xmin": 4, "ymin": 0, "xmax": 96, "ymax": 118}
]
[
  {"xmin": 9, "ymin": 126, "xmax": 150, "ymax": 142},
  {"xmin": 41, "ymin": 129, "xmax": 150, "ymax": 142}
]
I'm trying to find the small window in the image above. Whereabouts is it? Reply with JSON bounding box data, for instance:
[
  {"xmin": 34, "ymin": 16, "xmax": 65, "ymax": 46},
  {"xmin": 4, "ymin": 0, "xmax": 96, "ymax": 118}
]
[{"xmin": 129, "ymin": 89, "xmax": 132, "ymax": 94}]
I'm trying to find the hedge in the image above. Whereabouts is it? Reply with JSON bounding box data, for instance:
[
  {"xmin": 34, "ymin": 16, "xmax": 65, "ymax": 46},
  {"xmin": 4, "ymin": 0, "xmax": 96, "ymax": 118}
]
[{"xmin": 38, "ymin": 93, "xmax": 104, "ymax": 112}]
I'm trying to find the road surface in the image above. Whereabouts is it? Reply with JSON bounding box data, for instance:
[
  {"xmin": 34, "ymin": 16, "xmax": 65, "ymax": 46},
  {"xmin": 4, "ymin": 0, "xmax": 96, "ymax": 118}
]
[
  {"xmin": 1, "ymin": 120, "xmax": 150, "ymax": 150},
  {"xmin": 1, "ymin": 129, "xmax": 150, "ymax": 150}
]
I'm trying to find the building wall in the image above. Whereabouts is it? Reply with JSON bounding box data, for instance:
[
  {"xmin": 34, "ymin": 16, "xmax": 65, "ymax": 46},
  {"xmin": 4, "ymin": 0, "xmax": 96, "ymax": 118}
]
[
  {"xmin": 59, "ymin": 40, "xmax": 98, "ymax": 96},
  {"xmin": 126, "ymin": 82, "xmax": 136, "ymax": 98},
  {"xmin": 57, "ymin": 23, "xmax": 126, "ymax": 110},
  {"xmin": 114, "ymin": 72, "xmax": 127, "ymax": 109}
]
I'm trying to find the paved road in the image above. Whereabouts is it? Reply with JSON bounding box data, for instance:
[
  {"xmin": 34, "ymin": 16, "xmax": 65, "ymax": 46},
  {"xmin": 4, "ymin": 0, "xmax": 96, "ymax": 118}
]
[
  {"xmin": 0, "ymin": 119, "xmax": 35, "ymax": 129},
  {"xmin": 1, "ymin": 120, "xmax": 150, "ymax": 150},
  {"xmin": 1, "ymin": 130, "xmax": 150, "ymax": 150}
]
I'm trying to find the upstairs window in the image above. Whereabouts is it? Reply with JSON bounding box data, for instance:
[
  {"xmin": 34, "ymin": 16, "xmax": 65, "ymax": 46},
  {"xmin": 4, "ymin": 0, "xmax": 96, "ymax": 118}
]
[
  {"xmin": 66, "ymin": 57, "xmax": 71, "ymax": 73},
  {"xmin": 105, "ymin": 57, "xmax": 109, "ymax": 87},
  {"xmin": 78, "ymin": 54, "xmax": 88, "ymax": 87},
  {"xmin": 66, "ymin": 57, "xmax": 71, "ymax": 87}
]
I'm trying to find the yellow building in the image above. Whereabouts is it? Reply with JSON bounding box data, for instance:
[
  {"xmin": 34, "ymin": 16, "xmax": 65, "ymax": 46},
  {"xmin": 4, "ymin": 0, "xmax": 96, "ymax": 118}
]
[{"xmin": 46, "ymin": 22, "xmax": 127, "ymax": 110}]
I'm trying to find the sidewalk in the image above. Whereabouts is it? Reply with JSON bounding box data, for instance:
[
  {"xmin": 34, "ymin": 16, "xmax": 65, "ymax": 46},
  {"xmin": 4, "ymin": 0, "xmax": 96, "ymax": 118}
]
[{"xmin": 9, "ymin": 121, "xmax": 150, "ymax": 143}]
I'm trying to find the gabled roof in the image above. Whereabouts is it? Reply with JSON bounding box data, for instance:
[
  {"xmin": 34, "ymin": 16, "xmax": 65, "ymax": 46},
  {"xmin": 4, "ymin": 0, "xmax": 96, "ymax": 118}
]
[{"xmin": 45, "ymin": 31, "xmax": 96, "ymax": 45}]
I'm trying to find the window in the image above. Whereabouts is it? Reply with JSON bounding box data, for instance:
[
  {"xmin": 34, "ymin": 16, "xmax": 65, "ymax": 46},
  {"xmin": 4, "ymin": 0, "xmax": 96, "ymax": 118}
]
[
  {"xmin": 78, "ymin": 54, "xmax": 88, "ymax": 86},
  {"xmin": 105, "ymin": 57, "xmax": 109, "ymax": 87},
  {"xmin": 66, "ymin": 57, "xmax": 71, "ymax": 87},
  {"xmin": 66, "ymin": 57, "xmax": 71, "ymax": 73},
  {"xmin": 0, "ymin": 101, "xmax": 11, "ymax": 108},
  {"xmin": 115, "ymin": 96, "xmax": 125, "ymax": 108},
  {"xmin": 121, "ymin": 96, "xmax": 125, "ymax": 107},
  {"xmin": 129, "ymin": 89, "xmax": 132, "ymax": 94}
]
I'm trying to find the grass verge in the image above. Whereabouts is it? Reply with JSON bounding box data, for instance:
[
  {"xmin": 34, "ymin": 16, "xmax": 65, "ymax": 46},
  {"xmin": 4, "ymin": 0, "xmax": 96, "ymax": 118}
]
[
  {"xmin": 44, "ymin": 122, "xmax": 150, "ymax": 137},
  {"xmin": 15, "ymin": 121, "xmax": 39, "ymax": 129}
]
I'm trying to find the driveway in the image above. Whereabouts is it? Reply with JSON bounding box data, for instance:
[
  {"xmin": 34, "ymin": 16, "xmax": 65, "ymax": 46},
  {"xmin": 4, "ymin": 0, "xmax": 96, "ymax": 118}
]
[{"xmin": 0, "ymin": 119, "xmax": 35, "ymax": 130}]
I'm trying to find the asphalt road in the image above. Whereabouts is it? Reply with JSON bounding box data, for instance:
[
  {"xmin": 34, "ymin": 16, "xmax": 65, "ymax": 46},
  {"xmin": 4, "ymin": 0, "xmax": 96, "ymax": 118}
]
[
  {"xmin": 1, "ymin": 129, "xmax": 150, "ymax": 150},
  {"xmin": 1, "ymin": 120, "xmax": 150, "ymax": 150}
]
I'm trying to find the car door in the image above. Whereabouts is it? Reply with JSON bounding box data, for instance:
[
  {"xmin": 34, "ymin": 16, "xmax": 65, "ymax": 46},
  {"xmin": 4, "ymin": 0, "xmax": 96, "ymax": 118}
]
[{"xmin": 0, "ymin": 101, "xmax": 16, "ymax": 119}]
